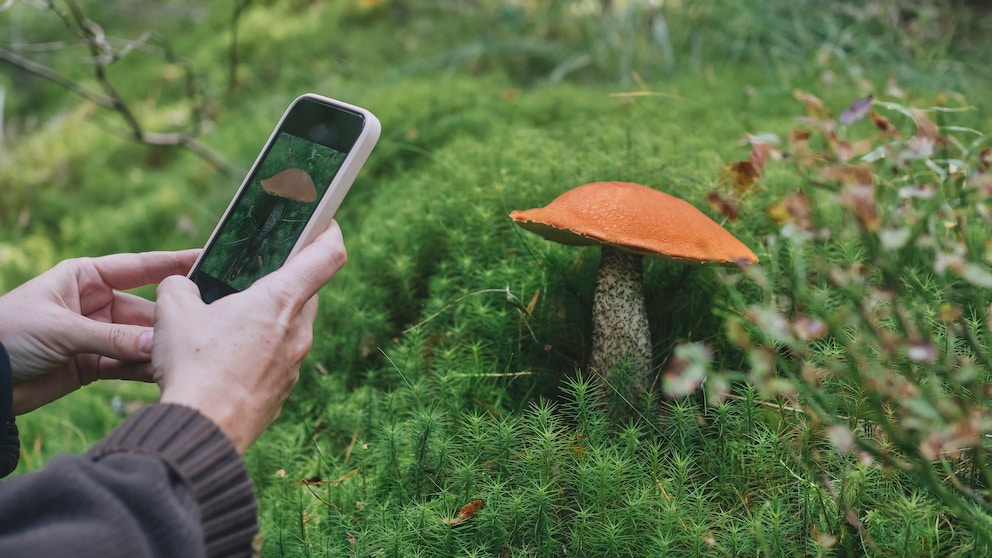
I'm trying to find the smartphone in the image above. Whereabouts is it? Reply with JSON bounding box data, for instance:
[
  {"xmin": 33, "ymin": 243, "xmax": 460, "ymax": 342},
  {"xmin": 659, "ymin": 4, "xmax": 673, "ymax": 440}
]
[{"xmin": 188, "ymin": 94, "xmax": 380, "ymax": 303}]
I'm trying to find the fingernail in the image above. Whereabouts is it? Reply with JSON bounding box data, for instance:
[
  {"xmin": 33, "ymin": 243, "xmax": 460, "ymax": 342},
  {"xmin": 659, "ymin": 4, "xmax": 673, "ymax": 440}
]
[{"xmin": 138, "ymin": 330, "xmax": 154, "ymax": 354}]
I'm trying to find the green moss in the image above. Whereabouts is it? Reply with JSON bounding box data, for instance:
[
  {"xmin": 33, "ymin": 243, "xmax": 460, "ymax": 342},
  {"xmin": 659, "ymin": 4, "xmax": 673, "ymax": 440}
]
[{"xmin": 5, "ymin": 1, "xmax": 992, "ymax": 556}]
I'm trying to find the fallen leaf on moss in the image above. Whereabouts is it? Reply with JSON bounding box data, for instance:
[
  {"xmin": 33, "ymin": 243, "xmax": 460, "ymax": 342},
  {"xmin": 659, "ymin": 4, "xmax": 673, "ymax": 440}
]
[
  {"xmin": 444, "ymin": 499, "xmax": 484, "ymax": 526},
  {"xmin": 728, "ymin": 159, "xmax": 761, "ymax": 191}
]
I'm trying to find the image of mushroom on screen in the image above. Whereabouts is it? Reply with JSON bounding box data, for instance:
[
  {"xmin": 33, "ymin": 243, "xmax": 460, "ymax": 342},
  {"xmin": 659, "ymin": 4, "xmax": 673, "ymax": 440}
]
[{"xmin": 197, "ymin": 132, "xmax": 347, "ymax": 291}]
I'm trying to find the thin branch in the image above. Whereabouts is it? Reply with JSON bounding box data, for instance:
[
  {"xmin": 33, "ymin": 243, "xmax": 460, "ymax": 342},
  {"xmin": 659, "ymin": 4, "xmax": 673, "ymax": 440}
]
[
  {"xmin": 0, "ymin": 46, "xmax": 115, "ymax": 109},
  {"xmin": 228, "ymin": 0, "xmax": 252, "ymax": 91},
  {"xmin": 60, "ymin": 0, "xmax": 143, "ymax": 140},
  {"xmin": 0, "ymin": 1, "xmax": 242, "ymax": 178}
]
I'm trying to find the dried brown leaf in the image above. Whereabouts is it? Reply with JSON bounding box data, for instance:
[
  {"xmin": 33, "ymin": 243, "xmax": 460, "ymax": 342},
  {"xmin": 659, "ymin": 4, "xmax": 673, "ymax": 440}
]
[
  {"xmin": 789, "ymin": 128, "xmax": 811, "ymax": 146},
  {"xmin": 788, "ymin": 129, "xmax": 817, "ymax": 168},
  {"xmin": 444, "ymin": 499, "xmax": 484, "ymax": 526},
  {"xmin": 746, "ymin": 138, "xmax": 779, "ymax": 176},
  {"xmin": 909, "ymin": 108, "xmax": 939, "ymax": 141},
  {"xmin": 728, "ymin": 160, "xmax": 760, "ymax": 192},
  {"xmin": 793, "ymin": 89, "xmax": 830, "ymax": 121},
  {"xmin": 870, "ymin": 110, "xmax": 899, "ymax": 137},
  {"xmin": 820, "ymin": 164, "xmax": 873, "ymax": 187},
  {"xmin": 979, "ymin": 147, "xmax": 992, "ymax": 173},
  {"xmin": 707, "ymin": 190, "xmax": 740, "ymax": 221},
  {"xmin": 840, "ymin": 184, "xmax": 881, "ymax": 231},
  {"xmin": 766, "ymin": 190, "xmax": 812, "ymax": 230}
]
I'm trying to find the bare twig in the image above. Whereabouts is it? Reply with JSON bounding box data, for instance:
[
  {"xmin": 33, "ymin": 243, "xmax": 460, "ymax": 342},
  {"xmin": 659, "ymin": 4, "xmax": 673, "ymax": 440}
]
[
  {"xmin": 228, "ymin": 0, "xmax": 252, "ymax": 91},
  {"xmin": 1, "ymin": 0, "xmax": 242, "ymax": 178},
  {"xmin": 0, "ymin": 46, "xmax": 116, "ymax": 109}
]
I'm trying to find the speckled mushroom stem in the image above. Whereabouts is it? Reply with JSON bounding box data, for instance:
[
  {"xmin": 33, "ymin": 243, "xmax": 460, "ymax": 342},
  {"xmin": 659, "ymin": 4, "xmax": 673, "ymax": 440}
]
[{"xmin": 588, "ymin": 245, "xmax": 652, "ymax": 409}]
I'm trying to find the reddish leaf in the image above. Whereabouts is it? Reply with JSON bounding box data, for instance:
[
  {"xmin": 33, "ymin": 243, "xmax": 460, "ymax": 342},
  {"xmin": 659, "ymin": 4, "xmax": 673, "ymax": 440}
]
[
  {"xmin": 789, "ymin": 128, "xmax": 811, "ymax": 146},
  {"xmin": 870, "ymin": 110, "xmax": 899, "ymax": 137},
  {"xmin": 724, "ymin": 138, "xmax": 778, "ymax": 193},
  {"xmin": 747, "ymin": 138, "xmax": 779, "ymax": 176},
  {"xmin": 444, "ymin": 499, "xmax": 484, "ymax": 526},
  {"xmin": 707, "ymin": 190, "xmax": 740, "ymax": 221},
  {"xmin": 728, "ymin": 160, "xmax": 761, "ymax": 191},
  {"xmin": 766, "ymin": 190, "xmax": 812, "ymax": 231},
  {"xmin": 979, "ymin": 147, "xmax": 992, "ymax": 173}
]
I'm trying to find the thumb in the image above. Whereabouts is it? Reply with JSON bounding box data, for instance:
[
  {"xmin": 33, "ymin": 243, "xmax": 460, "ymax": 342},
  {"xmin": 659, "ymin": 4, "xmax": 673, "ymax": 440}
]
[
  {"xmin": 153, "ymin": 274, "xmax": 205, "ymax": 330},
  {"xmin": 156, "ymin": 273, "xmax": 204, "ymax": 305}
]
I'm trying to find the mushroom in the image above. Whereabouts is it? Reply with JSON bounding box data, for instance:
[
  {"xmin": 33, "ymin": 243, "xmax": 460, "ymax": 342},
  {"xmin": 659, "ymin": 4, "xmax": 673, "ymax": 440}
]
[
  {"xmin": 510, "ymin": 181, "xmax": 758, "ymax": 410},
  {"xmin": 227, "ymin": 167, "xmax": 318, "ymax": 281},
  {"xmin": 261, "ymin": 167, "xmax": 318, "ymax": 203}
]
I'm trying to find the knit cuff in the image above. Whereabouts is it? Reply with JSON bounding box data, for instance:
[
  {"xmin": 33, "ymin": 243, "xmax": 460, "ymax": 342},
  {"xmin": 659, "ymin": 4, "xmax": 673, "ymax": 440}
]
[{"xmin": 88, "ymin": 404, "xmax": 259, "ymax": 557}]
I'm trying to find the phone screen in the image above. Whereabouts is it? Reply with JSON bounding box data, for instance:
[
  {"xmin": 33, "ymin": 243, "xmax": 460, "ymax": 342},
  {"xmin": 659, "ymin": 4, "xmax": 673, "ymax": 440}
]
[{"xmin": 191, "ymin": 98, "xmax": 366, "ymax": 302}]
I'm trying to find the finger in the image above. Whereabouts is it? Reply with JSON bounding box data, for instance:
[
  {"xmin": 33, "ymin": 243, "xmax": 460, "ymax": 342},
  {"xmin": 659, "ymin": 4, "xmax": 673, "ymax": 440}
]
[
  {"xmin": 96, "ymin": 359, "xmax": 155, "ymax": 383},
  {"xmin": 254, "ymin": 221, "xmax": 347, "ymax": 305},
  {"xmin": 65, "ymin": 317, "xmax": 153, "ymax": 364},
  {"xmin": 72, "ymin": 353, "xmax": 156, "ymax": 385},
  {"xmin": 77, "ymin": 249, "xmax": 202, "ymax": 294},
  {"xmin": 109, "ymin": 291, "xmax": 156, "ymax": 327}
]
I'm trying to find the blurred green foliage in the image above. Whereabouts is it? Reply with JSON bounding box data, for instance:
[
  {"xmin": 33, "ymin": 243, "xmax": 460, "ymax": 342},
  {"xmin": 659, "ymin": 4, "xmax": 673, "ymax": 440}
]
[{"xmin": 5, "ymin": 0, "xmax": 992, "ymax": 555}]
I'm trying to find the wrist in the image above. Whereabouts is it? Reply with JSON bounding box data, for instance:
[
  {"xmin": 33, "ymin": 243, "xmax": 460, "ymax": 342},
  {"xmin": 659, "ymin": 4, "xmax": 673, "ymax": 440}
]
[{"xmin": 159, "ymin": 388, "xmax": 255, "ymax": 454}]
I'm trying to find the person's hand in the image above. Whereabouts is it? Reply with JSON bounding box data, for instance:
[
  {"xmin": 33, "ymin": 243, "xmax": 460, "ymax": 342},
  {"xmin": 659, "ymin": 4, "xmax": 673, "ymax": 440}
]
[
  {"xmin": 152, "ymin": 221, "xmax": 347, "ymax": 454},
  {"xmin": 0, "ymin": 250, "xmax": 200, "ymax": 415}
]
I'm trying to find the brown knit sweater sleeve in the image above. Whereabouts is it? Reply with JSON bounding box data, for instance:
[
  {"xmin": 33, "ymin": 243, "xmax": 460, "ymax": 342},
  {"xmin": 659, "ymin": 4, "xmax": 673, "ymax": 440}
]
[{"xmin": 0, "ymin": 403, "xmax": 259, "ymax": 558}]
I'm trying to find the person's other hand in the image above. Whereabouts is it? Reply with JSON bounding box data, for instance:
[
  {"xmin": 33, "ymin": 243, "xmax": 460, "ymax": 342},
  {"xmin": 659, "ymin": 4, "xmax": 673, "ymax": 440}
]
[
  {"xmin": 0, "ymin": 250, "xmax": 200, "ymax": 415},
  {"xmin": 152, "ymin": 221, "xmax": 347, "ymax": 454}
]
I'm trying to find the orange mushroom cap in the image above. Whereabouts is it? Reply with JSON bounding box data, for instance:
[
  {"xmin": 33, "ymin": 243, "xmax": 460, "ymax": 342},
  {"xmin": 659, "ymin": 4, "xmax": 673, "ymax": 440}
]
[
  {"xmin": 510, "ymin": 181, "xmax": 758, "ymax": 265},
  {"xmin": 261, "ymin": 168, "xmax": 318, "ymax": 203}
]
